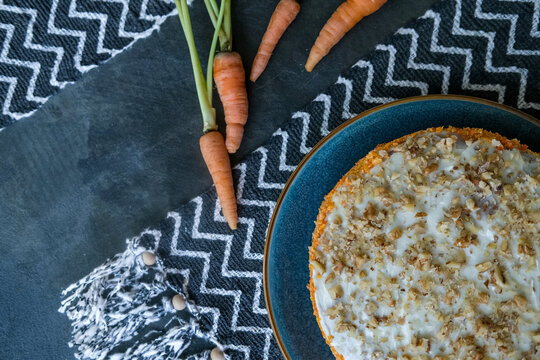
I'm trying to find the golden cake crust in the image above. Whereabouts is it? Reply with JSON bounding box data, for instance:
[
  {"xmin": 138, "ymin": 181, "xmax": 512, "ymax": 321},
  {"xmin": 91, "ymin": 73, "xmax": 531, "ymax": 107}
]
[{"xmin": 308, "ymin": 126, "xmax": 535, "ymax": 360}]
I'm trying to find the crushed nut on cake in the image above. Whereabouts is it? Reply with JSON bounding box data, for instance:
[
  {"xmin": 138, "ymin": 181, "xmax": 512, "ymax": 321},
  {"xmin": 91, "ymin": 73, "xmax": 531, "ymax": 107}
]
[{"xmin": 310, "ymin": 128, "xmax": 540, "ymax": 360}]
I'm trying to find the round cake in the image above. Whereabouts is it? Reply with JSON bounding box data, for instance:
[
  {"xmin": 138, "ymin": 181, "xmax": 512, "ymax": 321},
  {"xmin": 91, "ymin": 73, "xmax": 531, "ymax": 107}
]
[{"xmin": 309, "ymin": 127, "xmax": 540, "ymax": 359}]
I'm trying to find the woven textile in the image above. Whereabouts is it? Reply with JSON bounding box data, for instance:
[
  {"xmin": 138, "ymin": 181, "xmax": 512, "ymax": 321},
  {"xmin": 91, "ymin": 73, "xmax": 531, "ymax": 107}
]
[{"xmin": 0, "ymin": 0, "xmax": 178, "ymax": 127}]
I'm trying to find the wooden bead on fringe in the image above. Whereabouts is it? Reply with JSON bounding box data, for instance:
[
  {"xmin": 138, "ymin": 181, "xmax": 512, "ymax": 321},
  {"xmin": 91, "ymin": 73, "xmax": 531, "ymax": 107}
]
[{"xmin": 142, "ymin": 252, "xmax": 156, "ymax": 266}]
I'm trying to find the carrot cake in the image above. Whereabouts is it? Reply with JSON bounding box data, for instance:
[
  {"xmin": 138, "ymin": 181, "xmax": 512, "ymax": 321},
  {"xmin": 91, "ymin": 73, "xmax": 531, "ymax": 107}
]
[{"xmin": 309, "ymin": 127, "xmax": 540, "ymax": 359}]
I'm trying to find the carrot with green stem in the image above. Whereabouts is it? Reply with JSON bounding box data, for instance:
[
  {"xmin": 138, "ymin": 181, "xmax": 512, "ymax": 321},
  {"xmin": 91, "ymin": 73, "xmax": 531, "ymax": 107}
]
[
  {"xmin": 175, "ymin": 0, "xmax": 237, "ymax": 230},
  {"xmin": 250, "ymin": 0, "xmax": 300, "ymax": 82},
  {"xmin": 205, "ymin": 0, "xmax": 248, "ymax": 154},
  {"xmin": 306, "ymin": 0, "xmax": 387, "ymax": 72}
]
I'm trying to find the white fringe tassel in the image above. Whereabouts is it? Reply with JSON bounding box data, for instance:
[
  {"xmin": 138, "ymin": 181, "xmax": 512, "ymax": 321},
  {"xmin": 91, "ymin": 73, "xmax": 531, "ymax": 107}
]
[
  {"xmin": 59, "ymin": 237, "xmax": 198, "ymax": 359},
  {"xmin": 110, "ymin": 319, "xmax": 198, "ymax": 360}
]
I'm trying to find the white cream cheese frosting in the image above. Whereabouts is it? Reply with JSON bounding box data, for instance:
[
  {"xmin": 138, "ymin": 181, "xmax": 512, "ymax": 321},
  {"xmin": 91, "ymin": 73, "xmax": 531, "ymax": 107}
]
[{"xmin": 310, "ymin": 130, "xmax": 540, "ymax": 359}]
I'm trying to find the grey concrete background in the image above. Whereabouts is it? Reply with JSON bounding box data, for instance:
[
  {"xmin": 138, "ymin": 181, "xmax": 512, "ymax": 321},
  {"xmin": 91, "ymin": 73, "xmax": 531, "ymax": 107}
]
[{"xmin": 0, "ymin": 0, "xmax": 439, "ymax": 358}]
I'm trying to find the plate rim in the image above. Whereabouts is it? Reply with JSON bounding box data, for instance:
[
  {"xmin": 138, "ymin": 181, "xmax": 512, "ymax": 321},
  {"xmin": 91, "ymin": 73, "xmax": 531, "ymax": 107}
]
[{"xmin": 262, "ymin": 94, "xmax": 540, "ymax": 360}]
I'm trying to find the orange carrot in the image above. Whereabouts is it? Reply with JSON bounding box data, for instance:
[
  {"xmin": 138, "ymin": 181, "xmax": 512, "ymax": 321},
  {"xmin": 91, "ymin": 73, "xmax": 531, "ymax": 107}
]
[
  {"xmin": 306, "ymin": 0, "xmax": 387, "ymax": 72},
  {"xmin": 213, "ymin": 51, "xmax": 249, "ymax": 154},
  {"xmin": 250, "ymin": 0, "xmax": 300, "ymax": 82},
  {"xmin": 199, "ymin": 131, "xmax": 238, "ymax": 229},
  {"xmin": 176, "ymin": 0, "xmax": 237, "ymax": 230}
]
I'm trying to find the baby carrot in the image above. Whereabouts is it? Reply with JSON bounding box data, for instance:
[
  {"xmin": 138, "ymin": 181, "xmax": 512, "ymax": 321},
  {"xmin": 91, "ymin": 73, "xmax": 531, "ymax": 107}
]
[
  {"xmin": 205, "ymin": 0, "xmax": 249, "ymax": 154},
  {"xmin": 306, "ymin": 0, "xmax": 387, "ymax": 72},
  {"xmin": 200, "ymin": 131, "xmax": 237, "ymax": 229},
  {"xmin": 175, "ymin": 0, "xmax": 238, "ymax": 229},
  {"xmin": 250, "ymin": 0, "xmax": 301, "ymax": 82},
  {"xmin": 213, "ymin": 51, "xmax": 248, "ymax": 153}
]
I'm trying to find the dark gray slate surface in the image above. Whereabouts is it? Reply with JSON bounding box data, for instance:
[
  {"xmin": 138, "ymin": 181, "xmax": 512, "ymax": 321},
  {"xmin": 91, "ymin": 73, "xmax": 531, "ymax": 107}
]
[{"xmin": 0, "ymin": 1, "xmax": 438, "ymax": 358}]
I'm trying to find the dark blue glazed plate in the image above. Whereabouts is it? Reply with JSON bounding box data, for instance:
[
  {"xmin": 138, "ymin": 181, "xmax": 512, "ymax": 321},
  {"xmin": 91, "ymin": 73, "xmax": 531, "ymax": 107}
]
[{"xmin": 263, "ymin": 95, "xmax": 540, "ymax": 360}]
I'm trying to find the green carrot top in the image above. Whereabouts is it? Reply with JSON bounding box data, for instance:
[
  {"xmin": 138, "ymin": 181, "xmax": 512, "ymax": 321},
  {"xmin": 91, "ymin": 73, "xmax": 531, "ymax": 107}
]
[{"xmin": 174, "ymin": 0, "xmax": 228, "ymax": 132}]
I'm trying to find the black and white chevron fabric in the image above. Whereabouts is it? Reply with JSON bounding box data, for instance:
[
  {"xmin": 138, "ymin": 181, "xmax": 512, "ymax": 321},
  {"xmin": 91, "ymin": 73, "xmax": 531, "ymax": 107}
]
[
  {"xmin": 60, "ymin": 0, "xmax": 540, "ymax": 359},
  {"xmin": 0, "ymin": 0, "xmax": 178, "ymax": 127}
]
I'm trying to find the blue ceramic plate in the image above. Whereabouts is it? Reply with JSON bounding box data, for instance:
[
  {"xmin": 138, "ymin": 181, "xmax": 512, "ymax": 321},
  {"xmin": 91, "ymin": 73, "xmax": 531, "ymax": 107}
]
[{"xmin": 263, "ymin": 95, "xmax": 540, "ymax": 360}]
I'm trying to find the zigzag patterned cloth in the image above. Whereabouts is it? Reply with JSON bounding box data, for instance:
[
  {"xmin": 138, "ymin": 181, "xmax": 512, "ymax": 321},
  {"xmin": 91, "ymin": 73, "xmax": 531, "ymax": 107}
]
[
  {"xmin": 0, "ymin": 0, "xmax": 177, "ymax": 127},
  {"xmin": 58, "ymin": 0, "xmax": 540, "ymax": 359}
]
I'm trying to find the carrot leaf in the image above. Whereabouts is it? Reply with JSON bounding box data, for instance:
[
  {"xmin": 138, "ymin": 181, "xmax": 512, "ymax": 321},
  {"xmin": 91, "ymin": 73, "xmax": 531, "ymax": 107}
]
[
  {"xmin": 204, "ymin": 0, "xmax": 232, "ymax": 52},
  {"xmin": 223, "ymin": 0, "xmax": 232, "ymax": 47},
  {"xmin": 206, "ymin": 0, "xmax": 226, "ymax": 102},
  {"xmin": 203, "ymin": 0, "xmax": 229, "ymax": 51},
  {"xmin": 174, "ymin": 0, "xmax": 217, "ymax": 132}
]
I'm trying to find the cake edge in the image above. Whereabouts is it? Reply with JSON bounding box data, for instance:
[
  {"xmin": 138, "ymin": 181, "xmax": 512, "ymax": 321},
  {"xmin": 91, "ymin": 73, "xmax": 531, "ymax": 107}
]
[{"xmin": 308, "ymin": 126, "xmax": 533, "ymax": 360}]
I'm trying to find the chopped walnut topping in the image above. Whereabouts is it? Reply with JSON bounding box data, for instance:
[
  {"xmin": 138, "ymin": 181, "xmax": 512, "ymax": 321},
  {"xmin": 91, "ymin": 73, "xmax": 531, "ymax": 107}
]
[
  {"xmin": 476, "ymin": 261, "xmax": 492, "ymax": 272},
  {"xmin": 325, "ymin": 303, "xmax": 343, "ymax": 320},
  {"xmin": 333, "ymin": 261, "xmax": 344, "ymax": 273},
  {"xmin": 310, "ymin": 260, "xmax": 325, "ymax": 273},
  {"xmin": 513, "ymin": 295, "xmax": 528, "ymax": 308},
  {"xmin": 478, "ymin": 292, "xmax": 490, "ymax": 304},
  {"xmin": 328, "ymin": 284, "xmax": 343, "ymax": 300},
  {"xmin": 388, "ymin": 227, "xmax": 403, "ymax": 240},
  {"xmin": 518, "ymin": 244, "xmax": 535, "ymax": 256},
  {"xmin": 492, "ymin": 264, "xmax": 506, "ymax": 288},
  {"xmin": 336, "ymin": 321, "xmax": 356, "ymax": 334},
  {"xmin": 425, "ymin": 163, "xmax": 439, "ymax": 174},
  {"xmin": 364, "ymin": 301, "xmax": 378, "ymax": 316},
  {"xmin": 359, "ymin": 280, "xmax": 370, "ymax": 290},
  {"xmin": 455, "ymin": 236, "xmax": 471, "ymax": 248},
  {"xmin": 325, "ymin": 272, "xmax": 336, "ymax": 284},
  {"xmin": 312, "ymin": 131, "xmax": 540, "ymax": 360},
  {"xmin": 443, "ymin": 288, "xmax": 458, "ymax": 305},
  {"xmin": 500, "ymin": 239, "xmax": 508, "ymax": 252},
  {"xmin": 355, "ymin": 255, "xmax": 367, "ymax": 268},
  {"xmin": 364, "ymin": 202, "xmax": 377, "ymax": 220}
]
